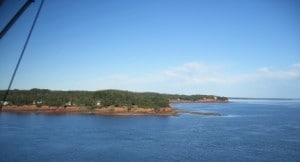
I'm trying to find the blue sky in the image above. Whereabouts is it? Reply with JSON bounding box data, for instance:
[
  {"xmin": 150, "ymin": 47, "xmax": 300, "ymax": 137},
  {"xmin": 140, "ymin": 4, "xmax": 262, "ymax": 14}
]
[{"xmin": 0, "ymin": 0, "xmax": 300, "ymax": 98}]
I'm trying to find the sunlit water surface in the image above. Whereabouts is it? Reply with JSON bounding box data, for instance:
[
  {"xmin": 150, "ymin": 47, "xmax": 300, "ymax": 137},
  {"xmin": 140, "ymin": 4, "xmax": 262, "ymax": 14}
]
[{"xmin": 1, "ymin": 100, "xmax": 299, "ymax": 161}]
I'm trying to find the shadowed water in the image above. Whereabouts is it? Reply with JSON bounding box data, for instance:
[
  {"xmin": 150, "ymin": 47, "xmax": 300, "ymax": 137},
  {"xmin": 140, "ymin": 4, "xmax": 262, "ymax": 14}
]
[{"xmin": 1, "ymin": 100, "xmax": 299, "ymax": 161}]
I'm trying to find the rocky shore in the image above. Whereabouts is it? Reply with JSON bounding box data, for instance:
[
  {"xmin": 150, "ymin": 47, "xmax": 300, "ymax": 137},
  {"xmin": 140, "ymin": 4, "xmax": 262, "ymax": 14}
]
[
  {"xmin": 2, "ymin": 105, "xmax": 224, "ymax": 117},
  {"xmin": 2, "ymin": 105, "xmax": 177, "ymax": 116},
  {"xmin": 176, "ymin": 110, "xmax": 223, "ymax": 116}
]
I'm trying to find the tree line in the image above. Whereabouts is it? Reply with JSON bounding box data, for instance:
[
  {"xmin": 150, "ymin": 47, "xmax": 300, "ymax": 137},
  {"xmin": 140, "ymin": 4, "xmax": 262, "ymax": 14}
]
[
  {"xmin": 0, "ymin": 89, "xmax": 169, "ymax": 109},
  {"xmin": 0, "ymin": 89, "xmax": 228, "ymax": 108},
  {"xmin": 165, "ymin": 94, "xmax": 228, "ymax": 101}
]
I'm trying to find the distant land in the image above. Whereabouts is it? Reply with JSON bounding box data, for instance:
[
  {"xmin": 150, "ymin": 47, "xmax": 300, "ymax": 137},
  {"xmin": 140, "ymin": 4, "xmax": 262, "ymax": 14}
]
[
  {"xmin": 229, "ymin": 97, "xmax": 300, "ymax": 100},
  {"xmin": 0, "ymin": 89, "xmax": 228, "ymax": 115}
]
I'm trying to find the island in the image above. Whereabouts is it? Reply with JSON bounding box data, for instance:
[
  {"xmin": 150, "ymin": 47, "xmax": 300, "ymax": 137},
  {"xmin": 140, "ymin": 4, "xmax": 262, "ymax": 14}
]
[
  {"xmin": 0, "ymin": 89, "xmax": 228, "ymax": 115},
  {"xmin": 167, "ymin": 94, "xmax": 229, "ymax": 103}
]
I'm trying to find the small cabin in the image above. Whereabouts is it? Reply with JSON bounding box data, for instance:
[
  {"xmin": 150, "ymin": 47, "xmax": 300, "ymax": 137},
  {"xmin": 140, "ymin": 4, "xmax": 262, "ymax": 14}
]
[
  {"xmin": 96, "ymin": 100, "xmax": 101, "ymax": 106},
  {"xmin": 0, "ymin": 101, "xmax": 9, "ymax": 106}
]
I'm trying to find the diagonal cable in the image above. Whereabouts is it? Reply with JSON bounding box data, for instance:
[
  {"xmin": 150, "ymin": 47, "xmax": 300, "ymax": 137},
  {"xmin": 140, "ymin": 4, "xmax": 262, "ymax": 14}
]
[{"xmin": 1, "ymin": 0, "xmax": 44, "ymax": 110}]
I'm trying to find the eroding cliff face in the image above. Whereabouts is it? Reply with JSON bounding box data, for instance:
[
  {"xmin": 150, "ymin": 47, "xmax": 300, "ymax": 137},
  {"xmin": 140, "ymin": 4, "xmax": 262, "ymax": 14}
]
[
  {"xmin": 2, "ymin": 105, "xmax": 85, "ymax": 113},
  {"xmin": 2, "ymin": 105, "xmax": 176, "ymax": 115}
]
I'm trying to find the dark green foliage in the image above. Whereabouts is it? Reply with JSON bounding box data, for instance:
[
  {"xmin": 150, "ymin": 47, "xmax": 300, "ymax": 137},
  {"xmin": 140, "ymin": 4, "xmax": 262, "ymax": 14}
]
[
  {"xmin": 0, "ymin": 89, "xmax": 93, "ymax": 107},
  {"xmin": 0, "ymin": 89, "xmax": 169, "ymax": 108},
  {"xmin": 0, "ymin": 89, "xmax": 228, "ymax": 108},
  {"xmin": 93, "ymin": 90, "xmax": 169, "ymax": 108},
  {"xmin": 216, "ymin": 96, "xmax": 229, "ymax": 101},
  {"xmin": 166, "ymin": 94, "xmax": 228, "ymax": 101}
]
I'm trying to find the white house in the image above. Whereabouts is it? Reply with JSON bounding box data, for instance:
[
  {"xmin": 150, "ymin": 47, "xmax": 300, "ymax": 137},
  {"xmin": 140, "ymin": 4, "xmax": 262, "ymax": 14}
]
[
  {"xmin": 0, "ymin": 101, "xmax": 9, "ymax": 106},
  {"xmin": 96, "ymin": 100, "xmax": 101, "ymax": 106},
  {"xmin": 65, "ymin": 101, "xmax": 72, "ymax": 106}
]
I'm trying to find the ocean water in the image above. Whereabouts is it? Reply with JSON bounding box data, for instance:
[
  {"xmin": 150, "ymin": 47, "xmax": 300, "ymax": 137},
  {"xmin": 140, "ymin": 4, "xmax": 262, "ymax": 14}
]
[{"xmin": 0, "ymin": 100, "xmax": 299, "ymax": 162}]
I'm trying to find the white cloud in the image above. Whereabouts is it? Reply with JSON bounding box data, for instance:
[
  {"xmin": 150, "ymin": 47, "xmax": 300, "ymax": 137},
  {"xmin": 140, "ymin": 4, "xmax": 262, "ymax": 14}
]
[
  {"xmin": 292, "ymin": 63, "xmax": 300, "ymax": 68},
  {"xmin": 258, "ymin": 67, "xmax": 271, "ymax": 73},
  {"xmin": 256, "ymin": 64, "xmax": 300, "ymax": 79},
  {"xmin": 162, "ymin": 62, "xmax": 256, "ymax": 85},
  {"xmin": 82, "ymin": 62, "xmax": 300, "ymax": 95}
]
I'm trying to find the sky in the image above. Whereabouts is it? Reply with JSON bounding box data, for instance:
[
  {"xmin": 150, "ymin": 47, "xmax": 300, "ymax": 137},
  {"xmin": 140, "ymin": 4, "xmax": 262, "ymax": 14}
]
[{"xmin": 0, "ymin": 0, "xmax": 300, "ymax": 98}]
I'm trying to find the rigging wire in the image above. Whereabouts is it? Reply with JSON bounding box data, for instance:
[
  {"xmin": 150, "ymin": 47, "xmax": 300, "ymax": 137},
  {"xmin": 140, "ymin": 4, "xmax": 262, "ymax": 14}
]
[
  {"xmin": 0, "ymin": 0, "xmax": 34, "ymax": 39},
  {"xmin": 0, "ymin": 0, "xmax": 45, "ymax": 110}
]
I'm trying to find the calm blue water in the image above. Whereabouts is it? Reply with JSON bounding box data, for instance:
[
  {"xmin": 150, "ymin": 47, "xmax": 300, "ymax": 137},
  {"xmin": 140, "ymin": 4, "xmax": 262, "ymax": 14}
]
[{"xmin": 0, "ymin": 100, "xmax": 300, "ymax": 162}]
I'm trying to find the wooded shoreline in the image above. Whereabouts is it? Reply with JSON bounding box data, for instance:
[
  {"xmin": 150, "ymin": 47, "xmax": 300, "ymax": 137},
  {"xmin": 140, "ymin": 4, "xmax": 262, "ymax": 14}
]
[{"xmin": 1, "ymin": 89, "xmax": 228, "ymax": 116}]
